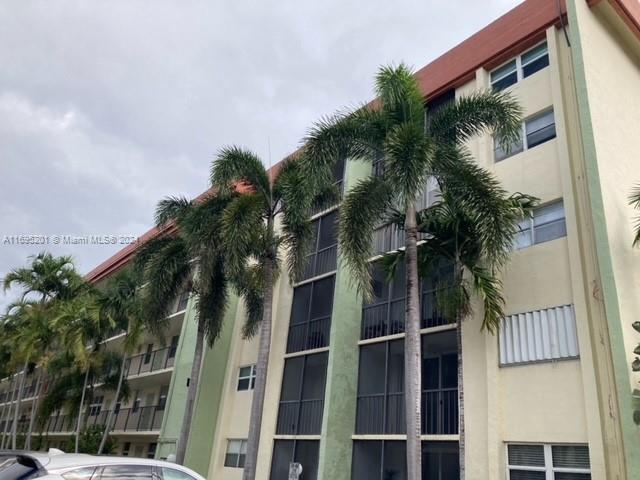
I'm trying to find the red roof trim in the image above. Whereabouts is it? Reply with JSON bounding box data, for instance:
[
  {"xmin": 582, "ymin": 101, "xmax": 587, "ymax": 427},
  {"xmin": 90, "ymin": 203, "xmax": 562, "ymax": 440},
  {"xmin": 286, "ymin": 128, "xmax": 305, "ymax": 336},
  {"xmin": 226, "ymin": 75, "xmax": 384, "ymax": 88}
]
[{"xmin": 84, "ymin": 0, "xmax": 568, "ymax": 283}]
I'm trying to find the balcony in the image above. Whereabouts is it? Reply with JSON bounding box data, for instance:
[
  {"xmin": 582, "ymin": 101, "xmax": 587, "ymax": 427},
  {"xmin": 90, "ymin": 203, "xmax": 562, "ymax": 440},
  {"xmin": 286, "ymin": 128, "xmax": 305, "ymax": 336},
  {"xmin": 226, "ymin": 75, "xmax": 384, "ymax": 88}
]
[
  {"xmin": 276, "ymin": 399, "xmax": 324, "ymax": 435},
  {"xmin": 44, "ymin": 405, "xmax": 165, "ymax": 434},
  {"xmin": 125, "ymin": 346, "xmax": 176, "ymax": 378},
  {"xmin": 300, "ymin": 245, "xmax": 338, "ymax": 282}
]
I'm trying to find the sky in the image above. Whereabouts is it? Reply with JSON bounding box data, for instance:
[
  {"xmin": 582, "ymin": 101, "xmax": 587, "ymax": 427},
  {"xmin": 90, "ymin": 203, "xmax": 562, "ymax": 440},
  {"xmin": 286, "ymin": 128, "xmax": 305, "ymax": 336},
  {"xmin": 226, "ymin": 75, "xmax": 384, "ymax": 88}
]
[{"xmin": 0, "ymin": 0, "xmax": 520, "ymax": 307}]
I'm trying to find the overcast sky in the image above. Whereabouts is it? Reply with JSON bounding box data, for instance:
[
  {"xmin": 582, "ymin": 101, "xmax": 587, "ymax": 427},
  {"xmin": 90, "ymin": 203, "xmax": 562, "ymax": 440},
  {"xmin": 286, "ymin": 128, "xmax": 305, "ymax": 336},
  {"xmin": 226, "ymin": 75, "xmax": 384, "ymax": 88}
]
[{"xmin": 0, "ymin": 0, "xmax": 520, "ymax": 306}]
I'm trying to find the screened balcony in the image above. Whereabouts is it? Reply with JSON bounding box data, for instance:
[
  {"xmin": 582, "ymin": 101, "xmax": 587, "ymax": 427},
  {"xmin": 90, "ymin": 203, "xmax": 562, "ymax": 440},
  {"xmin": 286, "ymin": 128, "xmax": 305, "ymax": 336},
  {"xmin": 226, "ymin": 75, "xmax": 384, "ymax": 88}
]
[
  {"xmin": 299, "ymin": 211, "xmax": 338, "ymax": 282},
  {"xmin": 286, "ymin": 276, "xmax": 334, "ymax": 354},
  {"xmin": 125, "ymin": 345, "xmax": 177, "ymax": 377}
]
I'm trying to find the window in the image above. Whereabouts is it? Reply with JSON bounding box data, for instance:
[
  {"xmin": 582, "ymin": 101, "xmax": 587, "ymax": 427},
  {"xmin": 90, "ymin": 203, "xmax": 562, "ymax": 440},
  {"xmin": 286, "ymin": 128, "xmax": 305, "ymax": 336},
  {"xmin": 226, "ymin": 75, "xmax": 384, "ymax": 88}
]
[
  {"xmin": 515, "ymin": 200, "xmax": 566, "ymax": 249},
  {"xmin": 176, "ymin": 291, "xmax": 190, "ymax": 312},
  {"xmin": 147, "ymin": 442, "xmax": 157, "ymax": 459},
  {"xmin": 168, "ymin": 335, "xmax": 179, "ymax": 359},
  {"xmin": 310, "ymin": 157, "xmax": 345, "ymax": 215},
  {"xmin": 495, "ymin": 109, "xmax": 556, "ymax": 161},
  {"xmin": 61, "ymin": 467, "xmax": 97, "ymax": 480},
  {"xmin": 301, "ymin": 211, "xmax": 338, "ymax": 281},
  {"xmin": 89, "ymin": 395, "xmax": 103, "ymax": 416},
  {"xmin": 224, "ymin": 439, "xmax": 247, "ymax": 468},
  {"xmin": 356, "ymin": 331, "xmax": 458, "ymax": 435},
  {"xmin": 490, "ymin": 41, "xmax": 549, "ymax": 91},
  {"xmin": 287, "ymin": 276, "xmax": 334, "ymax": 353},
  {"xmin": 157, "ymin": 386, "xmax": 169, "ymax": 410},
  {"xmin": 270, "ymin": 440, "xmax": 319, "ymax": 480},
  {"xmin": 132, "ymin": 395, "xmax": 141, "ymax": 413},
  {"xmin": 122, "ymin": 442, "xmax": 131, "ymax": 456},
  {"xmin": 500, "ymin": 305, "xmax": 579, "ymax": 365},
  {"xmin": 352, "ymin": 440, "xmax": 459, "ymax": 480},
  {"xmin": 362, "ymin": 260, "xmax": 454, "ymax": 340},
  {"xmin": 276, "ymin": 353, "xmax": 328, "ymax": 435},
  {"xmin": 507, "ymin": 444, "xmax": 591, "ymax": 479},
  {"xmin": 237, "ymin": 365, "xmax": 257, "ymax": 391},
  {"xmin": 161, "ymin": 468, "xmax": 197, "ymax": 480},
  {"xmin": 98, "ymin": 465, "xmax": 154, "ymax": 480},
  {"xmin": 143, "ymin": 344, "xmax": 153, "ymax": 365}
]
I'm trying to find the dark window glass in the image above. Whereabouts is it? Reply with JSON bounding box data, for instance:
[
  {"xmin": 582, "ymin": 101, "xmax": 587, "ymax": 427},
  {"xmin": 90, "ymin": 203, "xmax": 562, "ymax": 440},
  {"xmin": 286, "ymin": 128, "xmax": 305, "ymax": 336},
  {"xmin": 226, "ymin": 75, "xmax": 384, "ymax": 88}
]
[
  {"xmin": 270, "ymin": 440, "xmax": 294, "ymax": 480},
  {"xmin": 491, "ymin": 60, "xmax": 518, "ymax": 91},
  {"xmin": 280, "ymin": 357, "xmax": 304, "ymax": 402},
  {"xmin": 368, "ymin": 264, "xmax": 390, "ymax": 304},
  {"xmin": 317, "ymin": 211, "xmax": 337, "ymax": 250},
  {"xmin": 62, "ymin": 467, "xmax": 96, "ymax": 480},
  {"xmin": 525, "ymin": 110, "xmax": 556, "ymax": 149},
  {"xmin": 357, "ymin": 343, "xmax": 386, "ymax": 395},
  {"xmin": 143, "ymin": 344, "xmax": 153, "ymax": 364},
  {"xmin": 310, "ymin": 277, "xmax": 334, "ymax": 320},
  {"xmin": 383, "ymin": 441, "xmax": 407, "ymax": 480},
  {"xmin": 291, "ymin": 285, "xmax": 312, "ymax": 325},
  {"xmin": 521, "ymin": 42, "xmax": 549, "ymax": 78},
  {"xmin": 98, "ymin": 465, "xmax": 153, "ymax": 480},
  {"xmin": 352, "ymin": 441, "xmax": 382, "ymax": 480},
  {"xmin": 387, "ymin": 340, "xmax": 404, "ymax": 394},
  {"xmin": 158, "ymin": 386, "xmax": 169, "ymax": 410},
  {"xmin": 422, "ymin": 441, "xmax": 459, "ymax": 480},
  {"xmin": 168, "ymin": 335, "xmax": 179, "ymax": 358},
  {"xmin": 295, "ymin": 441, "xmax": 319, "ymax": 480},
  {"xmin": 301, "ymin": 353, "xmax": 327, "ymax": 400},
  {"xmin": 509, "ymin": 472, "xmax": 546, "ymax": 480}
]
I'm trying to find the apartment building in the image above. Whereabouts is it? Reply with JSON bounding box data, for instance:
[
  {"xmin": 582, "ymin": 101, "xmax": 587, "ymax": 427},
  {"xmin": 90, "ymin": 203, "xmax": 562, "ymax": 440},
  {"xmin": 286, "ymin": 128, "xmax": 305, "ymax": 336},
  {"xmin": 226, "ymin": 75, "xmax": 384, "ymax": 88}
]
[
  {"xmin": 2, "ymin": 0, "xmax": 639, "ymax": 479},
  {"xmin": 0, "ymin": 286, "xmax": 200, "ymax": 459}
]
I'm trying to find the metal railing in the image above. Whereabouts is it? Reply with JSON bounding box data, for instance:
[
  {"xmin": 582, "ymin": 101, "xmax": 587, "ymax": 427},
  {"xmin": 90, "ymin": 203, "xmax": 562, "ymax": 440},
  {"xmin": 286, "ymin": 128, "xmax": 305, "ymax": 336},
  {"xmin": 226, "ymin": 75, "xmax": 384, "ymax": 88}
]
[
  {"xmin": 125, "ymin": 346, "xmax": 175, "ymax": 377},
  {"xmin": 286, "ymin": 317, "xmax": 331, "ymax": 354},
  {"xmin": 44, "ymin": 405, "xmax": 165, "ymax": 434},
  {"xmin": 300, "ymin": 245, "xmax": 338, "ymax": 281},
  {"xmin": 362, "ymin": 299, "xmax": 406, "ymax": 340},
  {"xmin": 276, "ymin": 399, "xmax": 324, "ymax": 435},
  {"xmin": 356, "ymin": 390, "xmax": 458, "ymax": 435}
]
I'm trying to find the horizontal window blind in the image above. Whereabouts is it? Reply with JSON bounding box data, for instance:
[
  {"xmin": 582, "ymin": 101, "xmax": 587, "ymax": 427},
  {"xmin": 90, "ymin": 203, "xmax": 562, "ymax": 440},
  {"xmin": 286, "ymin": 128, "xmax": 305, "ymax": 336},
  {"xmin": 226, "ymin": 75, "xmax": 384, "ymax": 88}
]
[{"xmin": 499, "ymin": 305, "xmax": 579, "ymax": 365}]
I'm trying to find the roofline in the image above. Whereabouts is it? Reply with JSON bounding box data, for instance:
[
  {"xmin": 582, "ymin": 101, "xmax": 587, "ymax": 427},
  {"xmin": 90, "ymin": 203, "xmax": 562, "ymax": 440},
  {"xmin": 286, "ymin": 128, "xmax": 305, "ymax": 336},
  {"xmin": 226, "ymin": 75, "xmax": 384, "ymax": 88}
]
[{"xmin": 84, "ymin": 0, "xmax": 575, "ymax": 284}]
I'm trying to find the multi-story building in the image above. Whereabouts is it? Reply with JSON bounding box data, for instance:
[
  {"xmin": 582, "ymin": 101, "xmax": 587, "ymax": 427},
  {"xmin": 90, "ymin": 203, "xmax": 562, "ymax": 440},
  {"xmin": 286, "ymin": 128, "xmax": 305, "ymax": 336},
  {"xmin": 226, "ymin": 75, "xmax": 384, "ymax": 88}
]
[{"xmin": 2, "ymin": 0, "xmax": 640, "ymax": 479}]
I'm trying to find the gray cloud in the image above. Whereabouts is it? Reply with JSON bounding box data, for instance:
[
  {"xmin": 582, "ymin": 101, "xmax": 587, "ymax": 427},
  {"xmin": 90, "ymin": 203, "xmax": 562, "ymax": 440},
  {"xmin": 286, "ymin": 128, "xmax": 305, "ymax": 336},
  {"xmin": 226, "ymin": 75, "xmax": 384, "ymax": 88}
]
[{"xmin": 0, "ymin": 0, "xmax": 520, "ymax": 307}]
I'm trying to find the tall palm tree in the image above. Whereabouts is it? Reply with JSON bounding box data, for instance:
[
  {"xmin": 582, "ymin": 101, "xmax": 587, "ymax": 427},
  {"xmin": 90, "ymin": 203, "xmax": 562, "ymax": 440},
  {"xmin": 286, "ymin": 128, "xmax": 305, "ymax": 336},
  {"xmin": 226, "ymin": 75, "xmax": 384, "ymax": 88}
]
[
  {"xmin": 97, "ymin": 268, "xmax": 145, "ymax": 454},
  {"xmin": 211, "ymin": 148, "xmax": 314, "ymax": 480},
  {"xmin": 382, "ymin": 149, "xmax": 535, "ymax": 478},
  {"xmin": 135, "ymin": 193, "xmax": 250, "ymax": 465},
  {"xmin": 3, "ymin": 252, "xmax": 86, "ymax": 450},
  {"xmin": 54, "ymin": 289, "xmax": 113, "ymax": 453},
  {"xmin": 303, "ymin": 63, "xmax": 522, "ymax": 480}
]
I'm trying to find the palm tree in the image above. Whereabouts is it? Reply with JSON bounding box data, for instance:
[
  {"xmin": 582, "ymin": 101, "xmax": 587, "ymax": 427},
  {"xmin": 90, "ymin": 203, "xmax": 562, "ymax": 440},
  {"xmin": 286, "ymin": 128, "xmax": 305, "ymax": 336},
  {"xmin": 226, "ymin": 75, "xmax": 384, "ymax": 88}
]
[
  {"xmin": 97, "ymin": 268, "xmax": 145, "ymax": 454},
  {"xmin": 54, "ymin": 290, "xmax": 113, "ymax": 453},
  {"xmin": 135, "ymin": 192, "xmax": 250, "ymax": 465},
  {"xmin": 211, "ymin": 148, "xmax": 314, "ymax": 480},
  {"xmin": 382, "ymin": 149, "xmax": 535, "ymax": 478},
  {"xmin": 303, "ymin": 64, "xmax": 522, "ymax": 480},
  {"xmin": 3, "ymin": 252, "xmax": 86, "ymax": 449},
  {"xmin": 630, "ymin": 184, "xmax": 640, "ymax": 247}
]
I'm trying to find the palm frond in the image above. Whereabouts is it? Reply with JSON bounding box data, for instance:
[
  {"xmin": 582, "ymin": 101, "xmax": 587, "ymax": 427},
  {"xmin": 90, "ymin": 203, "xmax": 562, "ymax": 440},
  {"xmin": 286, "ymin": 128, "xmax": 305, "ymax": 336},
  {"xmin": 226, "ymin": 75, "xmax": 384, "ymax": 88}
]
[
  {"xmin": 375, "ymin": 63, "xmax": 424, "ymax": 126},
  {"xmin": 273, "ymin": 158, "xmax": 315, "ymax": 282},
  {"xmin": 211, "ymin": 146, "xmax": 271, "ymax": 203},
  {"xmin": 221, "ymin": 193, "xmax": 267, "ymax": 277},
  {"xmin": 339, "ymin": 176, "xmax": 394, "ymax": 299},
  {"xmin": 629, "ymin": 183, "xmax": 640, "ymax": 247},
  {"xmin": 193, "ymin": 254, "xmax": 229, "ymax": 347},
  {"xmin": 469, "ymin": 264, "xmax": 506, "ymax": 333},
  {"xmin": 155, "ymin": 196, "xmax": 193, "ymax": 227},
  {"xmin": 231, "ymin": 264, "xmax": 265, "ymax": 340},
  {"xmin": 428, "ymin": 90, "xmax": 522, "ymax": 148}
]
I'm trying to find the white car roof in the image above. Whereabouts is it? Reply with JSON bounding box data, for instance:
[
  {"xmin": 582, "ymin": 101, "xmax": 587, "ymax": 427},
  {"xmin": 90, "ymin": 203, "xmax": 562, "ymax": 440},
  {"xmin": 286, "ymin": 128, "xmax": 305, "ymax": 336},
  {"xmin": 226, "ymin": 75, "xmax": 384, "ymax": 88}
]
[{"xmin": 4, "ymin": 451, "xmax": 206, "ymax": 480}]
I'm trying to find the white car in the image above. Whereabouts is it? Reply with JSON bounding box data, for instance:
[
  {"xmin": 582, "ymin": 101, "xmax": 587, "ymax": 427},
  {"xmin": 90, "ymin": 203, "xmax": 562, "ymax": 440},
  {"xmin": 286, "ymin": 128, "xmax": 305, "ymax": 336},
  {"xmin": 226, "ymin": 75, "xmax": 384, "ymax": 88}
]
[{"xmin": 0, "ymin": 449, "xmax": 206, "ymax": 480}]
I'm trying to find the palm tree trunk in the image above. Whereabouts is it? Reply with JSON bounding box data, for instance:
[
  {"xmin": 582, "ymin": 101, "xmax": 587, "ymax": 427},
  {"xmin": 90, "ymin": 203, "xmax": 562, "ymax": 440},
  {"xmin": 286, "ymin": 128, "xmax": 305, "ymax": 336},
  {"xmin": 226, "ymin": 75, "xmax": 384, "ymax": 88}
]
[
  {"xmin": 404, "ymin": 203, "xmax": 422, "ymax": 480},
  {"xmin": 455, "ymin": 262, "xmax": 465, "ymax": 480},
  {"xmin": 75, "ymin": 367, "xmax": 90, "ymax": 453},
  {"xmin": 174, "ymin": 323, "xmax": 206, "ymax": 465},
  {"xmin": 243, "ymin": 255, "xmax": 274, "ymax": 480},
  {"xmin": 12, "ymin": 360, "xmax": 29, "ymax": 450},
  {"xmin": 97, "ymin": 354, "xmax": 127, "ymax": 455},
  {"xmin": 25, "ymin": 369, "xmax": 43, "ymax": 450}
]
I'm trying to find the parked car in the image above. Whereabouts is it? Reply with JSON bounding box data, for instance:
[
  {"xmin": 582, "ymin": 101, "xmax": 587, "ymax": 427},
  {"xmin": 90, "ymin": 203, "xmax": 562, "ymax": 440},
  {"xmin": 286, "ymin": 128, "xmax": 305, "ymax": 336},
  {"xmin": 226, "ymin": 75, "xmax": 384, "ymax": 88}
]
[{"xmin": 0, "ymin": 450, "xmax": 206, "ymax": 480}]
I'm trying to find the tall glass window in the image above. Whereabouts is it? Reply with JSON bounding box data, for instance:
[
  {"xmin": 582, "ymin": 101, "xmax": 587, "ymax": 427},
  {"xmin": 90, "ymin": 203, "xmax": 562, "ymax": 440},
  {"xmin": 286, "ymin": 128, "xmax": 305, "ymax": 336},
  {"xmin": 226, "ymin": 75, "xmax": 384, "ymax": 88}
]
[
  {"xmin": 287, "ymin": 276, "xmax": 335, "ymax": 353},
  {"xmin": 300, "ymin": 211, "xmax": 338, "ymax": 281},
  {"xmin": 270, "ymin": 440, "xmax": 320, "ymax": 480}
]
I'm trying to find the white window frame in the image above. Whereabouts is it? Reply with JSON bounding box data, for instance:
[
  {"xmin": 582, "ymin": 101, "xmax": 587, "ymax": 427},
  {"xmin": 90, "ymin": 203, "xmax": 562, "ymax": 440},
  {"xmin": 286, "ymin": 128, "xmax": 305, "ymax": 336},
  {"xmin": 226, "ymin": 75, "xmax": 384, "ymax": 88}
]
[
  {"xmin": 237, "ymin": 364, "xmax": 257, "ymax": 391},
  {"xmin": 506, "ymin": 443, "xmax": 591, "ymax": 479},
  {"xmin": 494, "ymin": 108, "xmax": 556, "ymax": 162},
  {"xmin": 88, "ymin": 395, "xmax": 103, "ymax": 416},
  {"xmin": 224, "ymin": 439, "xmax": 247, "ymax": 468},
  {"xmin": 515, "ymin": 200, "xmax": 566, "ymax": 250},
  {"xmin": 490, "ymin": 40, "xmax": 549, "ymax": 90}
]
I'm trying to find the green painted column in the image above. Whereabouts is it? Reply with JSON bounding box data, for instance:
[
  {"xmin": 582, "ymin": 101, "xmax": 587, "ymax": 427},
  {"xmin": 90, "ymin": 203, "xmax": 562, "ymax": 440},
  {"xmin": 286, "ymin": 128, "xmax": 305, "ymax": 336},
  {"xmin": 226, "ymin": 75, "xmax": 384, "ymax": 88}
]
[
  {"xmin": 566, "ymin": 2, "xmax": 640, "ymax": 478},
  {"xmin": 156, "ymin": 296, "xmax": 200, "ymax": 460},
  {"xmin": 317, "ymin": 159, "xmax": 371, "ymax": 480},
  {"xmin": 183, "ymin": 295, "xmax": 239, "ymax": 476}
]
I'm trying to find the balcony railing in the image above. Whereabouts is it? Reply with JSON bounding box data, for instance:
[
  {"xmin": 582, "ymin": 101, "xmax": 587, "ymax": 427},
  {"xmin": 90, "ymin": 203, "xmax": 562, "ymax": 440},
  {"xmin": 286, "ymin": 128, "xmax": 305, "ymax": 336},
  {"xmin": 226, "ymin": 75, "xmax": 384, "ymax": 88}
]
[
  {"xmin": 276, "ymin": 399, "xmax": 324, "ymax": 435},
  {"xmin": 356, "ymin": 390, "xmax": 458, "ymax": 435},
  {"xmin": 300, "ymin": 245, "xmax": 338, "ymax": 281},
  {"xmin": 125, "ymin": 346, "xmax": 176, "ymax": 377},
  {"xmin": 286, "ymin": 317, "xmax": 331, "ymax": 354},
  {"xmin": 362, "ymin": 300, "xmax": 406, "ymax": 340},
  {"xmin": 44, "ymin": 405, "xmax": 165, "ymax": 434}
]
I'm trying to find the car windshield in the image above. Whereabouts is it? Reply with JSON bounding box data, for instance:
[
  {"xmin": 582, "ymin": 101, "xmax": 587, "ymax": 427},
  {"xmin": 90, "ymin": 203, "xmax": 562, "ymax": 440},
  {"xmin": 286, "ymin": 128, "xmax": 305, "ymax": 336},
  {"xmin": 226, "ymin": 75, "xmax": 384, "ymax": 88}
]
[{"xmin": 0, "ymin": 456, "xmax": 40, "ymax": 480}]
